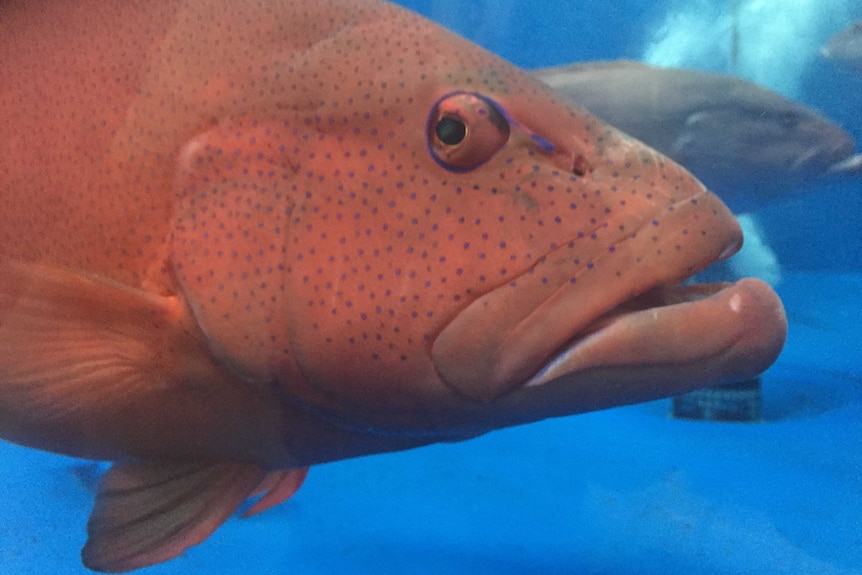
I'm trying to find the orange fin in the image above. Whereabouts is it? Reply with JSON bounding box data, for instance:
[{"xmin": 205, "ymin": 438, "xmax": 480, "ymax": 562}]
[
  {"xmin": 82, "ymin": 460, "xmax": 266, "ymax": 573},
  {"xmin": 243, "ymin": 467, "xmax": 309, "ymax": 517},
  {"xmin": 0, "ymin": 257, "xmax": 285, "ymax": 462}
]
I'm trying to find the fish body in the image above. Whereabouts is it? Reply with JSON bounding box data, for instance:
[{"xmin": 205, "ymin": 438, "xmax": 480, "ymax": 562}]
[
  {"xmin": 822, "ymin": 20, "xmax": 862, "ymax": 72},
  {"xmin": 534, "ymin": 60, "xmax": 862, "ymax": 211},
  {"xmin": 0, "ymin": 0, "xmax": 786, "ymax": 571}
]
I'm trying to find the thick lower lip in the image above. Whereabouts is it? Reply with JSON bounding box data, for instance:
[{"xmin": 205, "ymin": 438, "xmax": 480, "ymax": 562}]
[{"xmin": 525, "ymin": 278, "xmax": 787, "ymax": 390}]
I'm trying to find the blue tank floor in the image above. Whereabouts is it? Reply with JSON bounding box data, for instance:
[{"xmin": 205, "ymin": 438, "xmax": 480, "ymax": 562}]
[{"xmin": 1, "ymin": 271, "xmax": 860, "ymax": 575}]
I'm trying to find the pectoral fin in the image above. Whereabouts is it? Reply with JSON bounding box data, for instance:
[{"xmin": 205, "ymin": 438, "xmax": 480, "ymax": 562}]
[
  {"xmin": 0, "ymin": 258, "xmax": 309, "ymax": 570},
  {"xmin": 0, "ymin": 257, "xmax": 285, "ymax": 463}
]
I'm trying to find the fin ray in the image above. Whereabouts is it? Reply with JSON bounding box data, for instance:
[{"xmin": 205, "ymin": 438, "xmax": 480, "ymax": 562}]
[
  {"xmin": 0, "ymin": 257, "xmax": 285, "ymax": 462},
  {"xmin": 82, "ymin": 460, "xmax": 267, "ymax": 572},
  {"xmin": 243, "ymin": 467, "xmax": 309, "ymax": 517}
]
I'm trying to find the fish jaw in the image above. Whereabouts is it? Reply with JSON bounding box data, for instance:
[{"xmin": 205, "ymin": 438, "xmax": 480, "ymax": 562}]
[
  {"xmin": 826, "ymin": 152, "xmax": 862, "ymax": 176},
  {"xmin": 468, "ymin": 278, "xmax": 787, "ymax": 430},
  {"xmin": 525, "ymin": 279, "xmax": 786, "ymax": 394},
  {"xmin": 251, "ymin": 274, "xmax": 786, "ymax": 465},
  {"xmin": 788, "ymin": 123, "xmax": 857, "ymax": 178},
  {"xmin": 431, "ymin": 184, "xmax": 749, "ymax": 403}
]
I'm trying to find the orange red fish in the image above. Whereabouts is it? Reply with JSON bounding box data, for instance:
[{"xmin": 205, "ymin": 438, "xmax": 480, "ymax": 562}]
[{"xmin": 0, "ymin": 0, "xmax": 787, "ymax": 570}]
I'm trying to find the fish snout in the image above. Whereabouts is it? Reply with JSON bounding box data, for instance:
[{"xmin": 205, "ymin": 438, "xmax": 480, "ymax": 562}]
[
  {"xmin": 431, "ymin": 126, "xmax": 745, "ymax": 405},
  {"xmin": 826, "ymin": 153, "xmax": 862, "ymax": 176},
  {"xmin": 791, "ymin": 123, "xmax": 857, "ymax": 175}
]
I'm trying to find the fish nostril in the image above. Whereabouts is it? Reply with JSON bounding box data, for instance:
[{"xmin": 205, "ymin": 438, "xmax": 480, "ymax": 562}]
[{"xmin": 571, "ymin": 154, "xmax": 589, "ymax": 177}]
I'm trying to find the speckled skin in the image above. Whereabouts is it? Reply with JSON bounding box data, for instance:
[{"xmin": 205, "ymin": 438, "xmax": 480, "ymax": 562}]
[
  {"xmin": 0, "ymin": 0, "xmax": 789, "ymax": 570},
  {"xmin": 0, "ymin": 0, "xmax": 784, "ymax": 467}
]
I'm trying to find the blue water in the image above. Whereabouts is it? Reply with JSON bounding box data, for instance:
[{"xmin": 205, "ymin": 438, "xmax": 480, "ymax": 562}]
[{"xmin": 2, "ymin": 1, "xmax": 862, "ymax": 573}]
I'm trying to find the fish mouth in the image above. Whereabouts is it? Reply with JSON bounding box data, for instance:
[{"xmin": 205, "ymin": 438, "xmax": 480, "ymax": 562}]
[
  {"xmin": 825, "ymin": 152, "xmax": 862, "ymax": 176},
  {"xmin": 432, "ymin": 188, "xmax": 786, "ymax": 406},
  {"xmin": 524, "ymin": 279, "xmax": 786, "ymax": 392},
  {"xmin": 466, "ymin": 277, "xmax": 788, "ymax": 430},
  {"xmin": 788, "ymin": 135, "xmax": 857, "ymax": 174}
]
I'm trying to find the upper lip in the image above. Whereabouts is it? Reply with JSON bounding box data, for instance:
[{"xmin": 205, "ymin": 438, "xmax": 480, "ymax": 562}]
[{"xmin": 526, "ymin": 281, "xmax": 731, "ymax": 386}]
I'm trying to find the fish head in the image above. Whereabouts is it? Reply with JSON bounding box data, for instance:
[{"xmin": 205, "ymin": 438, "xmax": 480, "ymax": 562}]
[
  {"xmin": 730, "ymin": 103, "xmax": 857, "ymax": 182},
  {"xmin": 169, "ymin": 2, "xmax": 786, "ymax": 448},
  {"xmin": 821, "ymin": 20, "xmax": 862, "ymax": 71},
  {"xmin": 673, "ymin": 101, "xmax": 858, "ymax": 202}
]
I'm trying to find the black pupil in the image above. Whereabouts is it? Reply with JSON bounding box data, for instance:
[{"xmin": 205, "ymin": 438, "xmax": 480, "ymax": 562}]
[{"xmin": 436, "ymin": 116, "xmax": 467, "ymax": 146}]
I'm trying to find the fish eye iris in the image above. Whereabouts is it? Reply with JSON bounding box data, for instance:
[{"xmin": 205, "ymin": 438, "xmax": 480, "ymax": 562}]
[
  {"xmin": 427, "ymin": 91, "xmax": 511, "ymax": 172},
  {"xmin": 436, "ymin": 116, "xmax": 467, "ymax": 146}
]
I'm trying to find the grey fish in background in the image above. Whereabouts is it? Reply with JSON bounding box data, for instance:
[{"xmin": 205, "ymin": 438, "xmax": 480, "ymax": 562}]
[
  {"xmin": 534, "ymin": 61, "xmax": 862, "ymax": 212},
  {"xmin": 822, "ymin": 20, "xmax": 862, "ymax": 73}
]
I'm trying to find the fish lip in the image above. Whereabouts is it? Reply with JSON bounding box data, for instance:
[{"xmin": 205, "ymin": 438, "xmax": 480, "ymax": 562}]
[
  {"xmin": 524, "ymin": 278, "xmax": 787, "ymax": 391},
  {"xmin": 525, "ymin": 281, "xmax": 726, "ymax": 385},
  {"xmin": 790, "ymin": 140, "xmax": 856, "ymax": 174},
  {"xmin": 790, "ymin": 146, "xmax": 822, "ymax": 172},
  {"xmin": 431, "ymin": 188, "xmax": 745, "ymax": 404},
  {"xmin": 825, "ymin": 152, "xmax": 862, "ymax": 176}
]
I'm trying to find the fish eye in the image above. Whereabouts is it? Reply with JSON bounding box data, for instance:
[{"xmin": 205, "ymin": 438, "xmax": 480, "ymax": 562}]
[
  {"xmin": 436, "ymin": 116, "xmax": 467, "ymax": 146},
  {"xmin": 427, "ymin": 92, "xmax": 511, "ymax": 172}
]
